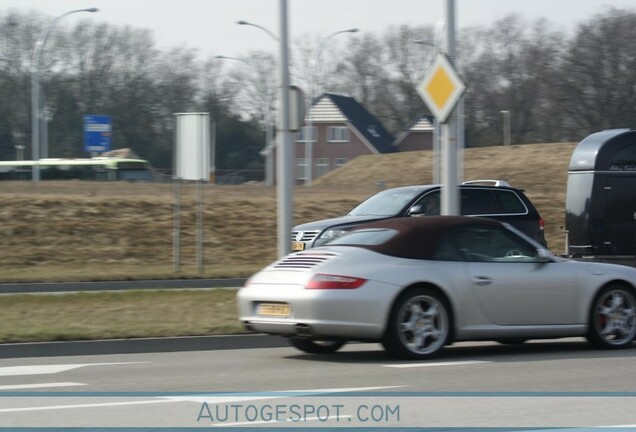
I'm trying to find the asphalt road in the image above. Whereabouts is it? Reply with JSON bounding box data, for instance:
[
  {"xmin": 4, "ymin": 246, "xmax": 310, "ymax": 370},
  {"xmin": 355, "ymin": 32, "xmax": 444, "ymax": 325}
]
[{"xmin": 1, "ymin": 338, "xmax": 635, "ymax": 429}]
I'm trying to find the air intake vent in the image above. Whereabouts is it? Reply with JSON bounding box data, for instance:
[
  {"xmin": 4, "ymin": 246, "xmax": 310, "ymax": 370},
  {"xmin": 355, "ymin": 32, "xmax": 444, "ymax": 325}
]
[{"xmin": 273, "ymin": 251, "xmax": 339, "ymax": 269}]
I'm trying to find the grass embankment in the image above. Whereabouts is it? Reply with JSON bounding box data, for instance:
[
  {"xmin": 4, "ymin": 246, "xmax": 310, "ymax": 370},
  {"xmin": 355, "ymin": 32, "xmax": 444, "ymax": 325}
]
[{"xmin": 0, "ymin": 289, "xmax": 243, "ymax": 343}]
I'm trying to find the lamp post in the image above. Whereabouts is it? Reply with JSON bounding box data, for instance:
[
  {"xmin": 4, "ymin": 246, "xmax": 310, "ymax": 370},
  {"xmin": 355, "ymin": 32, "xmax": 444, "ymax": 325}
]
[
  {"xmin": 277, "ymin": 0, "xmax": 293, "ymax": 257},
  {"xmin": 31, "ymin": 7, "xmax": 98, "ymax": 181},
  {"xmin": 304, "ymin": 28, "xmax": 358, "ymax": 186},
  {"xmin": 236, "ymin": 20, "xmax": 279, "ymax": 186},
  {"xmin": 215, "ymin": 55, "xmax": 275, "ymax": 186},
  {"xmin": 237, "ymin": 12, "xmax": 293, "ymax": 256}
]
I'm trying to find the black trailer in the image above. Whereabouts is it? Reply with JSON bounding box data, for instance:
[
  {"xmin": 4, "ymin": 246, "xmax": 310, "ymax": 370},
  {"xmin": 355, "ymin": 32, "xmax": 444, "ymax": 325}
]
[{"xmin": 566, "ymin": 128, "xmax": 636, "ymax": 259}]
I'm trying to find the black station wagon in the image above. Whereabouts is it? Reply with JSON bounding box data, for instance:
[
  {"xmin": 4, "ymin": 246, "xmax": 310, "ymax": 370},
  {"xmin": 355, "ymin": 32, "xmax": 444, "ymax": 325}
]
[{"xmin": 291, "ymin": 180, "xmax": 547, "ymax": 251}]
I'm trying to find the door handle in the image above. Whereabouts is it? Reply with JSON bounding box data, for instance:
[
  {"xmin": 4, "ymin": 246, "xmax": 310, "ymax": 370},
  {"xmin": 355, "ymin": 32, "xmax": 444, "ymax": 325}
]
[{"xmin": 473, "ymin": 276, "xmax": 492, "ymax": 286}]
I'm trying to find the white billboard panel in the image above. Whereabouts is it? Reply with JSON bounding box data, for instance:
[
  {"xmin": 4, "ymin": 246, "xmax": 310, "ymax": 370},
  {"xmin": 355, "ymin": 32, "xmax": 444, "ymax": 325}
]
[{"xmin": 174, "ymin": 113, "xmax": 210, "ymax": 181}]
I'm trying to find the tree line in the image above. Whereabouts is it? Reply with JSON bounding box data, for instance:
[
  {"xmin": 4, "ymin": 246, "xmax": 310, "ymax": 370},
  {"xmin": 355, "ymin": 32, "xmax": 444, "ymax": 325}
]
[{"xmin": 0, "ymin": 8, "xmax": 634, "ymax": 173}]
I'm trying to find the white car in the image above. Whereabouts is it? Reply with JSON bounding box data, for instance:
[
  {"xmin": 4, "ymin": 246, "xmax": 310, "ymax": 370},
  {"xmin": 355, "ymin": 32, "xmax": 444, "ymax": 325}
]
[{"xmin": 237, "ymin": 216, "xmax": 636, "ymax": 359}]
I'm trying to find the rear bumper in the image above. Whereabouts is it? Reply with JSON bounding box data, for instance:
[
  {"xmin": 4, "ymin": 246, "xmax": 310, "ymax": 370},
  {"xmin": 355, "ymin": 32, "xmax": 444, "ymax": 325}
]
[
  {"xmin": 240, "ymin": 318, "xmax": 382, "ymax": 340},
  {"xmin": 237, "ymin": 283, "xmax": 388, "ymax": 340}
]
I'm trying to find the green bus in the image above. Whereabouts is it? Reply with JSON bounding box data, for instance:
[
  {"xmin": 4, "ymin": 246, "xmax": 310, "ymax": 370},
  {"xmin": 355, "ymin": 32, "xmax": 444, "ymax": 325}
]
[{"xmin": 0, "ymin": 157, "xmax": 152, "ymax": 181}]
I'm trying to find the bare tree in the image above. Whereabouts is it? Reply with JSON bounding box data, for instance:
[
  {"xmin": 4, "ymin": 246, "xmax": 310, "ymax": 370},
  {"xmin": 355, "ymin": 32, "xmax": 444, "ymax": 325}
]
[
  {"xmin": 460, "ymin": 15, "xmax": 564, "ymax": 146},
  {"xmin": 556, "ymin": 8, "xmax": 636, "ymax": 139}
]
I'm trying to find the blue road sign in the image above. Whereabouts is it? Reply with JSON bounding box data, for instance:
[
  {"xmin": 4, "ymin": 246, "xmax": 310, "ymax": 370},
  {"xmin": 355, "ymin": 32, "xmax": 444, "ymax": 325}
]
[{"xmin": 83, "ymin": 115, "xmax": 112, "ymax": 153}]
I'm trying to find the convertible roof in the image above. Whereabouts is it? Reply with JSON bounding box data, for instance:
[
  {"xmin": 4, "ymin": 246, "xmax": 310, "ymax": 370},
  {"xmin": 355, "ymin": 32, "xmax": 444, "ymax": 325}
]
[{"xmin": 342, "ymin": 216, "xmax": 502, "ymax": 260}]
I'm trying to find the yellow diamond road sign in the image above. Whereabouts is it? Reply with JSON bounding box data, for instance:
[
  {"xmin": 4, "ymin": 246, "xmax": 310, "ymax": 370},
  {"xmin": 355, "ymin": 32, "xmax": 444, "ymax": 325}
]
[{"xmin": 417, "ymin": 53, "xmax": 466, "ymax": 124}]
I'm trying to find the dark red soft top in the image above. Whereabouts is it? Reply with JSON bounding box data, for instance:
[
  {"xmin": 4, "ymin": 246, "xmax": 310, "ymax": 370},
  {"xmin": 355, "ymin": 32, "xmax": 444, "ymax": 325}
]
[{"xmin": 335, "ymin": 216, "xmax": 502, "ymax": 260}]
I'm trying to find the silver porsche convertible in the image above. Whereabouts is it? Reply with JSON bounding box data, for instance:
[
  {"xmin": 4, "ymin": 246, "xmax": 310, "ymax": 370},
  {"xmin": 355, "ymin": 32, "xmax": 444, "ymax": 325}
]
[{"xmin": 237, "ymin": 216, "xmax": 636, "ymax": 359}]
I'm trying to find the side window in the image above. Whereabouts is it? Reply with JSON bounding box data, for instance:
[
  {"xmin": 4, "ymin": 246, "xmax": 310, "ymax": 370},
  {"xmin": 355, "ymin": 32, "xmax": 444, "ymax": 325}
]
[
  {"xmin": 495, "ymin": 190, "xmax": 527, "ymax": 214},
  {"xmin": 461, "ymin": 189, "xmax": 497, "ymax": 215},
  {"xmin": 433, "ymin": 235, "xmax": 464, "ymax": 261},
  {"xmin": 414, "ymin": 191, "xmax": 440, "ymax": 215},
  {"xmin": 449, "ymin": 226, "xmax": 538, "ymax": 262}
]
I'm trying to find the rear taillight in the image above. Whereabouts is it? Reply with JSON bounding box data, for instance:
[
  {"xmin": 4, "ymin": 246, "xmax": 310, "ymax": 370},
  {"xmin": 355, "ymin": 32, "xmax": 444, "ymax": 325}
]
[
  {"xmin": 539, "ymin": 217, "xmax": 545, "ymax": 231},
  {"xmin": 306, "ymin": 274, "xmax": 367, "ymax": 290}
]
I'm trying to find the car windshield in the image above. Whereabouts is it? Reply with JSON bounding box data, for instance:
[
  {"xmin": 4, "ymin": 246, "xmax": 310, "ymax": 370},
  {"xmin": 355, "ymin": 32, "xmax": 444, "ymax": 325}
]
[
  {"xmin": 348, "ymin": 187, "xmax": 425, "ymax": 216},
  {"xmin": 329, "ymin": 228, "xmax": 398, "ymax": 246}
]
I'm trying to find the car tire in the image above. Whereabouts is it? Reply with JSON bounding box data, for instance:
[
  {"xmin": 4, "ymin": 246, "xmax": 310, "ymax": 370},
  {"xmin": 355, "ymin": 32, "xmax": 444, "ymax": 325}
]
[
  {"xmin": 382, "ymin": 288, "xmax": 451, "ymax": 360},
  {"xmin": 288, "ymin": 337, "xmax": 346, "ymax": 354},
  {"xmin": 586, "ymin": 284, "xmax": 636, "ymax": 349}
]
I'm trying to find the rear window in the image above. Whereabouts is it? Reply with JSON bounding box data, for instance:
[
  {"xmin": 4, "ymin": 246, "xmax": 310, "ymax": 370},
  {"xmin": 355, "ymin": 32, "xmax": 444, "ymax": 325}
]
[
  {"xmin": 461, "ymin": 189, "xmax": 497, "ymax": 214},
  {"xmin": 495, "ymin": 190, "xmax": 527, "ymax": 214}
]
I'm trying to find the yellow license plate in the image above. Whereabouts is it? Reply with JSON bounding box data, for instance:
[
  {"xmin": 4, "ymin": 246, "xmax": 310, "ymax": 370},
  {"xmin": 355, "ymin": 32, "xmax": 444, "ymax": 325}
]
[
  {"xmin": 257, "ymin": 303, "xmax": 290, "ymax": 317},
  {"xmin": 291, "ymin": 241, "xmax": 305, "ymax": 251}
]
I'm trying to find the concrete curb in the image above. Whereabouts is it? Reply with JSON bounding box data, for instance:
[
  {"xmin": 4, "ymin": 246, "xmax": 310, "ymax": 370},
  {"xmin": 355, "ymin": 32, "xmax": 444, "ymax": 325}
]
[
  {"xmin": 0, "ymin": 278, "xmax": 248, "ymax": 294},
  {"xmin": 0, "ymin": 334, "xmax": 289, "ymax": 359}
]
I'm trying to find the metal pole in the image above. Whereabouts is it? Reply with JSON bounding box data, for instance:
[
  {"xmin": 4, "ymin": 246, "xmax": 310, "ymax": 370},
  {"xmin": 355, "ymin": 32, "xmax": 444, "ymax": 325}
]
[
  {"xmin": 441, "ymin": 0, "xmax": 459, "ymax": 215},
  {"xmin": 214, "ymin": 55, "xmax": 274, "ymax": 186},
  {"xmin": 31, "ymin": 8, "xmax": 98, "ymax": 182},
  {"xmin": 42, "ymin": 99, "xmax": 48, "ymax": 160},
  {"xmin": 196, "ymin": 180, "xmax": 204, "ymax": 274},
  {"xmin": 456, "ymin": 96, "xmax": 464, "ymax": 183},
  {"xmin": 173, "ymin": 178, "xmax": 181, "ymax": 273},
  {"xmin": 234, "ymin": 22, "xmax": 280, "ymax": 186},
  {"xmin": 305, "ymin": 28, "xmax": 358, "ymax": 186},
  {"xmin": 31, "ymin": 42, "xmax": 41, "ymax": 181},
  {"xmin": 265, "ymin": 122, "xmax": 274, "ymax": 186},
  {"xmin": 433, "ymin": 118, "xmax": 440, "ymax": 183},
  {"xmin": 501, "ymin": 110, "xmax": 511, "ymax": 145},
  {"xmin": 277, "ymin": 0, "xmax": 293, "ymax": 258}
]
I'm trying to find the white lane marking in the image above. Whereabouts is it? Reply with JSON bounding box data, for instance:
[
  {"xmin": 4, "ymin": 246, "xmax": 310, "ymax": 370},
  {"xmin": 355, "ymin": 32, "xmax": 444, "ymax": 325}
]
[
  {"xmin": 0, "ymin": 382, "xmax": 86, "ymax": 390},
  {"xmin": 0, "ymin": 399, "xmax": 175, "ymax": 413},
  {"xmin": 163, "ymin": 385, "xmax": 405, "ymax": 403},
  {"xmin": 216, "ymin": 415, "xmax": 353, "ymax": 427},
  {"xmin": 0, "ymin": 362, "xmax": 147, "ymax": 377},
  {"xmin": 384, "ymin": 360, "xmax": 490, "ymax": 368},
  {"xmin": 0, "ymin": 386, "xmax": 405, "ymax": 414}
]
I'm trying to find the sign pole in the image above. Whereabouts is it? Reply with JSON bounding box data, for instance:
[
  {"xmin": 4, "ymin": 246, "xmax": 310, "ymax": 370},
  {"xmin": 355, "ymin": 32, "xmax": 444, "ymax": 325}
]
[
  {"xmin": 277, "ymin": 0, "xmax": 294, "ymax": 258},
  {"xmin": 173, "ymin": 178, "xmax": 181, "ymax": 273},
  {"xmin": 441, "ymin": 0, "xmax": 459, "ymax": 215},
  {"xmin": 173, "ymin": 112, "xmax": 211, "ymax": 273},
  {"xmin": 196, "ymin": 179, "xmax": 204, "ymax": 274}
]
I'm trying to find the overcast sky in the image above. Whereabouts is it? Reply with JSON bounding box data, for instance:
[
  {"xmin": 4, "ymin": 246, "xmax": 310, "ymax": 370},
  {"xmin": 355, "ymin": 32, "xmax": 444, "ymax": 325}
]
[{"xmin": 2, "ymin": 0, "xmax": 634, "ymax": 58}]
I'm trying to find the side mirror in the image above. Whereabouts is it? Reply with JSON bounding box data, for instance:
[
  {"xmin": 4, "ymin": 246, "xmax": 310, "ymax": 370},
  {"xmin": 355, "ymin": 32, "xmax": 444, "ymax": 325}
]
[{"xmin": 408, "ymin": 203, "xmax": 426, "ymax": 215}]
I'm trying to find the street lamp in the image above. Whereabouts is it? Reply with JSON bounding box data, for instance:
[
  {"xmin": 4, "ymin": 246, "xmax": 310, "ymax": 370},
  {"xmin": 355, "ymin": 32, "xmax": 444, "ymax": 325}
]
[
  {"xmin": 236, "ymin": 20, "xmax": 280, "ymax": 186},
  {"xmin": 304, "ymin": 28, "xmax": 358, "ymax": 186},
  {"xmin": 31, "ymin": 7, "xmax": 98, "ymax": 181},
  {"xmin": 237, "ymin": 20, "xmax": 280, "ymax": 42},
  {"xmin": 215, "ymin": 55, "xmax": 276, "ymax": 186}
]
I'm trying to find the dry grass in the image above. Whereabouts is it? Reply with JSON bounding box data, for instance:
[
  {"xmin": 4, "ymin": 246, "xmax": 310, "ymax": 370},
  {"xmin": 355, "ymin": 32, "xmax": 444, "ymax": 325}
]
[
  {"xmin": 0, "ymin": 142, "xmax": 577, "ymax": 283},
  {"xmin": 0, "ymin": 289, "xmax": 243, "ymax": 343}
]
